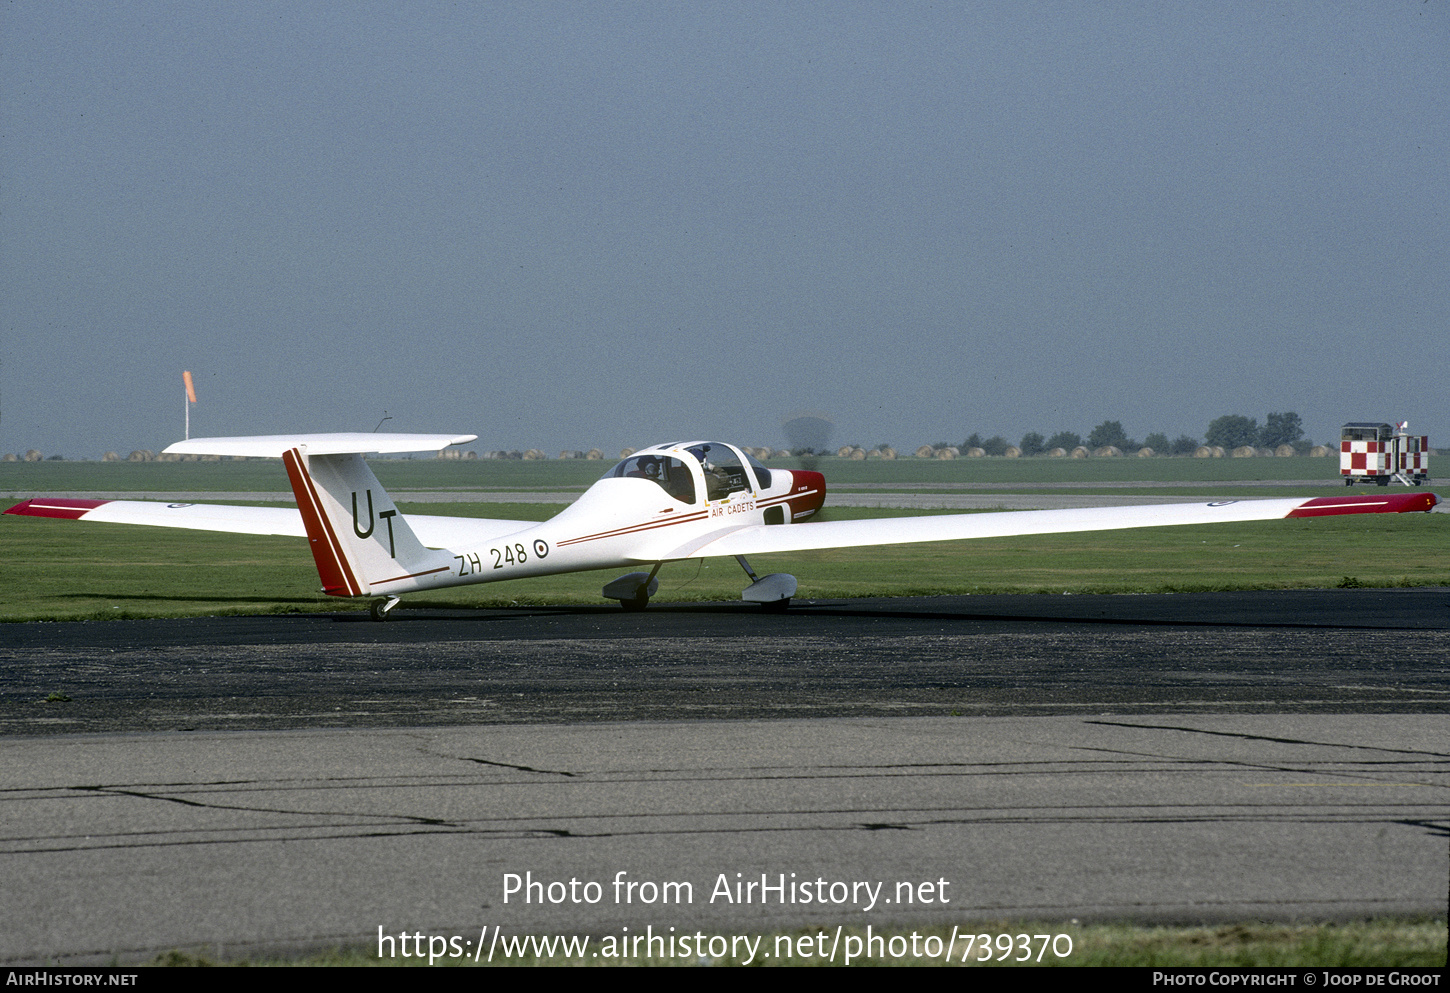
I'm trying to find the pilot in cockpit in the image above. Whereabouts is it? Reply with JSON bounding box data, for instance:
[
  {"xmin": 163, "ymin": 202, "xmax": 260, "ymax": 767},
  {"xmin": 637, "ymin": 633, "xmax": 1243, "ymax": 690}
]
[
  {"xmin": 627, "ymin": 455, "xmax": 662, "ymax": 481},
  {"xmin": 687, "ymin": 444, "xmax": 734, "ymax": 501}
]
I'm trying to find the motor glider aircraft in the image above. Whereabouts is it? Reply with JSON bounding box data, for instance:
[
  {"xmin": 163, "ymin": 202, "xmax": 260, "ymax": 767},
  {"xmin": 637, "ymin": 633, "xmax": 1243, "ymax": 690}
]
[{"xmin": 5, "ymin": 432, "xmax": 1441, "ymax": 619}]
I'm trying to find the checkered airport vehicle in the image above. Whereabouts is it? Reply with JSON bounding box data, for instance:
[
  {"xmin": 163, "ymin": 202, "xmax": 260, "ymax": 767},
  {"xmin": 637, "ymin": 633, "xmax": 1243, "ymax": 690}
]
[{"xmin": 1341, "ymin": 421, "xmax": 1431, "ymax": 487}]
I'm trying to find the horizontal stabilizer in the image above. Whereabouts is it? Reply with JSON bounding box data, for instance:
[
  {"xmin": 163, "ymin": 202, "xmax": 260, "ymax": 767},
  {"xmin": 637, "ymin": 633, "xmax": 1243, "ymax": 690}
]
[{"xmin": 163, "ymin": 433, "xmax": 477, "ymax": 458}]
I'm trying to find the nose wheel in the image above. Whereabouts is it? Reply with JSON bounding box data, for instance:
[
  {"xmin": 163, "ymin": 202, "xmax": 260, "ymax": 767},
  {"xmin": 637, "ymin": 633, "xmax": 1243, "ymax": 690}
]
[{"xmin": 736, "ymin": 555, "xmax": 796, "ymax": 611}]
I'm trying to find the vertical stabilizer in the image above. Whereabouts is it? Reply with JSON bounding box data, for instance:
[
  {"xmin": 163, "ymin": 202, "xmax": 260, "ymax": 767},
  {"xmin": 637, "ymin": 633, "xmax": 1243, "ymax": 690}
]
[{"xmin": 282, "ymin": 448, "xmax": 453, "ymax": 597}]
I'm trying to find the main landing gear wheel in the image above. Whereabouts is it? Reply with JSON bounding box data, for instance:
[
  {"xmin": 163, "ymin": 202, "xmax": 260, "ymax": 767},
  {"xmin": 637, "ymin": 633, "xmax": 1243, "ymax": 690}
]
[
  {"xmin": 370, "ymin": 596, "xmax": 401, "ymax": 621},
  {"xmin": 603, "ymin": 566, "xmax": 662, "ymax": 611}
]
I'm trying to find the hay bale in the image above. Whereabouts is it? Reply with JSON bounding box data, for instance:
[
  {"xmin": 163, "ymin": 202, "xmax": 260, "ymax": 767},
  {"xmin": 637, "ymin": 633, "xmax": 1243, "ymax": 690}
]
[
  {"xmin": 1071, "ymin": 446, "xmax": 1089, "ymax": 458},
  {"xmin": 523, "ymin": 449, "xmax": 546, "ymax": 460},
  {"xmin": 1231, "ymin": 445, "xmax": 1256, "ymax": 458},
  {"xmin": 1004, "ymin": 446, "xmax": 1021, "ymax": 458},
  {"xmin": 1211, "ymin": 446, "xmax": 1226, "ymax": 458},
  {"xmin": 1047, "ymin": 447, "xmax": 1067, "ymax": 457},
  {"xmin": 24, "ymin": 449, "xmax": 42, "ymax": 462},
  {"xmin": 933, "ymin": 448, "xmax": 955, "ymax": 459},
  {"xmin": 102, "ymin": 451, "xmax": 119, "ymax": 462},
  {"xmin": 1194, "ymin": 446, "xmax": 1213, "ymax": 458},
  {"xmin": 966, "ymin": 447, "xmax": 985, "ymax": 458},
  {"xmin": 914, "ymin": 445, "xmax": 934, "ymax": 458},
  {"xmin": 1092, "ymin": 446, "xmax": 1122, "ymax": 457},
  {"xmin": 1310, "ymin": 445, "xmax": 1331, "ymax": 457},
  {"xmin": 586, "ymin": 449, "xmax": 603, "ymax": 460},
  {"xmin": 2, "ymin": 453, "xmax": 16, "ymax": 462},
  {"xmin": 848, "ymin": 447, "xmax": 866, "ymax": 460},
  {"xmin": 619, "ymin": 448, "xmax": 636, "ymax": 459},
  {"xmin": 1136, "ymin": 447, "xmax": 1154, "ymax": 457},
  {"xmin": 1275, "ymin": 444, "xmax": 1296, "ymax": 457}
]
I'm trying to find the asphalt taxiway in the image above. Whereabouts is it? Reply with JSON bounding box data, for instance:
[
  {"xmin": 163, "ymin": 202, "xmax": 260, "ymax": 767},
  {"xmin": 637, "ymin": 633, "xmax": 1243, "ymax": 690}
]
[{"xmin": 1, "ymin": 589, "xmax": 1447, "ymax": 964}]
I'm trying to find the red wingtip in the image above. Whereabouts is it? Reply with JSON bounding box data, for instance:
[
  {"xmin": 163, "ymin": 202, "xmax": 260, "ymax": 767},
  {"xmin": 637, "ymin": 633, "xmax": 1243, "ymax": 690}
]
[
  {"xmin": 5, "ymin": 498, "xmax": 110, "ymax": 520},
  {"xmin": 1287, "ymin": 492, "xmax": 1440, "ymax": 517}
]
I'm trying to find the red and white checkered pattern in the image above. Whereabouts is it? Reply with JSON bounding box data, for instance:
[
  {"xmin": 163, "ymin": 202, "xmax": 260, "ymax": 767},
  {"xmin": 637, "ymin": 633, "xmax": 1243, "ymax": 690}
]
[
  {"xmin": 1342, "ymin": 433, "xmax": 1430, "ymax": 480},
  {"xmin": 1341, "ymin": 439, "xmax": 1389, "ymax": 476},
  {"xmin": 1396, "ymin": 435, "xmax": 1430, "ymax": 476}
]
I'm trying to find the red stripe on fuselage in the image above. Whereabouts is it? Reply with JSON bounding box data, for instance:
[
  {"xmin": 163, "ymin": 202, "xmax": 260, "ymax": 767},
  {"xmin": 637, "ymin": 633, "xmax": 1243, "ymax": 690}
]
[
  {"xmin": 372, "ymin": 565, "xmax": 451, "ymax": 586},
  {"xmin": 556, "ymin": 510, "xmax": 710, "ymax": 547}
]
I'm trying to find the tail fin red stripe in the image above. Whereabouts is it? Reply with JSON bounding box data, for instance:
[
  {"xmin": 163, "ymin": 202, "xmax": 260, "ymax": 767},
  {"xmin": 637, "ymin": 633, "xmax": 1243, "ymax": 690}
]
[{"xmin": 282, "ymin": 449, "xmax": 363, "ymax": 597}]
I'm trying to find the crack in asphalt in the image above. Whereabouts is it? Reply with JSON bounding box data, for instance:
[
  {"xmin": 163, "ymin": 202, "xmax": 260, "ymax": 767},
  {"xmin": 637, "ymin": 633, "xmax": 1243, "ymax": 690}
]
[{"xmin": 1084, "ymin": 719, "xmax": 1450, "ymax": 758}]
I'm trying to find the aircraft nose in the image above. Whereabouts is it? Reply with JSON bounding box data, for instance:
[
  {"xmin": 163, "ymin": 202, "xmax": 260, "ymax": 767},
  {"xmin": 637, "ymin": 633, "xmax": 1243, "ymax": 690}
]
[{"xmin": 787, "ymin": 470, "xmax": 827, "ymax": 520}]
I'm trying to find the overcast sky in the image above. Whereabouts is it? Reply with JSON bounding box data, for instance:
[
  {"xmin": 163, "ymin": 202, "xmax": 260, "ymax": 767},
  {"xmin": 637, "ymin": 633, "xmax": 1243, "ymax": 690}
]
[{"xmin": 3, "ymin": 2, "xmax": 1445, "ymax": 459}]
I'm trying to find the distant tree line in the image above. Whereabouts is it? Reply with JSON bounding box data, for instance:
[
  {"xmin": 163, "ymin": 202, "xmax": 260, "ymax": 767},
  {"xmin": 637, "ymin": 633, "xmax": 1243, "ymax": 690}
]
[
  {"xmin": 1203, "ymin": 412, "xmax": 1304, "ymax": 450},
  {"xmin": 952, "ymin": 412, "xmax": 1310, "ymax": 457}
]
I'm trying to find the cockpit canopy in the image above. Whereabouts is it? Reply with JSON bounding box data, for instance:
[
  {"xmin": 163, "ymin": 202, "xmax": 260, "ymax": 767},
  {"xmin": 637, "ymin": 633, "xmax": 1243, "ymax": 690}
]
[
  {"xmin": 682, "ymin": 442, "xmax": 754, "ymax": 501},
  {"xmin": 603, "ymin": 453, "xmax": 697, "ymax": 503},
  {"xmin": 602, "ymin": 442, "xmax": 773, "ymax": 504}
]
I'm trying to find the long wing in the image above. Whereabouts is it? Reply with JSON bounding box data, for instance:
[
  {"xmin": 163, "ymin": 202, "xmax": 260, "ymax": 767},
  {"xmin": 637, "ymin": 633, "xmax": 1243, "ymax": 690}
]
[
  {"xmin": 3, "ymin": 498, "xmax": 536, "ymax": 547},
  {"xmin": 662, "ymin": 492, "xmax": 1441, "ymax": 560}
]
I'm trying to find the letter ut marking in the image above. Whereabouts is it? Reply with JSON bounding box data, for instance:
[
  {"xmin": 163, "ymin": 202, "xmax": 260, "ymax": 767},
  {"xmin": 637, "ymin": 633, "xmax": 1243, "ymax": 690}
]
[{"xmin": 352, "ymin": 490, "xmax": 375, "ymax": 539}]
